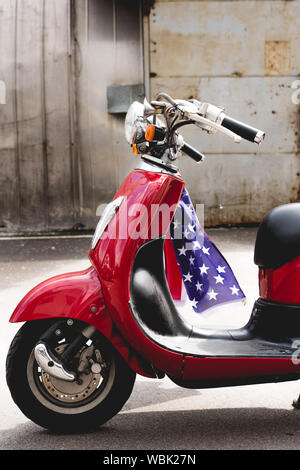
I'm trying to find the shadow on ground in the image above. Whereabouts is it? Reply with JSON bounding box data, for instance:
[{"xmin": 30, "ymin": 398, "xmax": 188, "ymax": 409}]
[
  {"xmin": 1, "ymin": 407, "xmax": 300, "ymax": 451},
  {"xmin": 1, "ymin": 378, "xmax": 300, "ymax": 450}
]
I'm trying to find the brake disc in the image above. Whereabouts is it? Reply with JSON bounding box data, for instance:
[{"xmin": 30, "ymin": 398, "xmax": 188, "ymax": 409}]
[{"xmin": 40, "ymin": 344, "xmax": 101, "ymax": 404}]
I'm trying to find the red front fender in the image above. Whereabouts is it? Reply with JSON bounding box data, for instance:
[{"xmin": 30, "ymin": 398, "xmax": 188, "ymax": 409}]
[{"xmin": 10, "ymin": 266, "xmax": 155, "ymax": 378}]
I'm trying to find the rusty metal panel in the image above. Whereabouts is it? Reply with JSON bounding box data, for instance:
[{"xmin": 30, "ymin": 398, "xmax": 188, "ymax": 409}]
[
  {"xmin": 14, "ymin": 0, "xmax": 46, "ymax": 231},
  {"xmin": 0, "ymin": 80, "xmax": 5, "ymax": 104},
  {"xmin": 74, "ymin": 0, "xmax": 143, "ymax": 228},
  {"xmin": 0, "ymin": 0, "xmax": 75, "ymax": 233},
  {"xmin": 149, "ymin": 0, "xmax": 300, "ymax": 225},
  {"xmin": 150, "ymin": 1, "xmax": 300, "ymax": 78},
  {"xmin": 179, "ymin": 153, "xmax": 300, "ymax": 226},
  {"xmin": 0, "ymin": 0, "xmax": 19, "ymax": 232},
  {"xmin": 3, "ymin": 0, "xmax": 298, "ymax": 230},
  {"xmin": 74, "ymin": 0, "xmax": 117, "ymax": 226},
  {"xmin": 151, "ymin": 76, "xmax": 298, "ymax": 155},
  {"xmin": 43, "ymin": 0, "xmax": 75, "ymax": 229},
  {"xmin": 265, "ymin": 40, "xmax": 291, "ymax": 76},
  {"xmin": 0, "ymin": 0, "xmax": 143, "ymax": 233}
]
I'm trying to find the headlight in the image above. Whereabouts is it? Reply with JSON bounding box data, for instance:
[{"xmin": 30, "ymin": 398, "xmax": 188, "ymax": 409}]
[{"xmin": 124, "ymin": 101, "xmax": 145, "ymax": 144}]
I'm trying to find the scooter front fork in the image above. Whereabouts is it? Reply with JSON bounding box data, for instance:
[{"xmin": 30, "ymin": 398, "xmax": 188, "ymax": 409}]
[{"xmin": 34, "ymin": 320, "xmax": 97, "ymax": 383}]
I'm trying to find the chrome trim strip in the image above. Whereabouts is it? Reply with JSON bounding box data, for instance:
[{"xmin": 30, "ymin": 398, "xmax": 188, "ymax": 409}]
[
  {"xmin": 91, "ymin": 196, "xmax": 124, "ymax": 249},
  {"xmin": 136, "ymin": 157, "xmax": 182, "ymax": 179},
  {"xmin": 136, "ymin": 159, "xmax": 163, "ymax": 173}
]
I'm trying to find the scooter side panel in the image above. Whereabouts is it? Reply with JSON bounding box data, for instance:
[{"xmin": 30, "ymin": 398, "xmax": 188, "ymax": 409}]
[
  {"xmin": 164, "ymin": 237, "xmax": 183, "ymax": 300},
  {"xmin": 9, "ymin": 266, "xmax": 155, "ymax": 378},
  {"xmin": 182, "ymin": 356, "xmax": 300, "ymax": 382},
  {"xmin": 89, "ymin": 169, "xmax": 185, "ymax": 378},
  {"xmin": 259, "ymin": 256, "xmax": 300, "ymax": 303}
]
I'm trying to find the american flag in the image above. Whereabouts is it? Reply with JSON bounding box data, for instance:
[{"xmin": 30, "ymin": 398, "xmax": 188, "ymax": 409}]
[{"xmin": 169, "ymin": 187, "xmax": 246, "ymax": 313}]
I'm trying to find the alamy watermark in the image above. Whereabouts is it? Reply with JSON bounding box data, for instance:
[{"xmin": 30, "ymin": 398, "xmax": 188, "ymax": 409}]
[
  {"xmin": 291, "ymin": 80, "xmax": 300, "ymax": 104},
  {"xmin": 95, "ymin": 199, "xmax": 205, "ymax": 242}
]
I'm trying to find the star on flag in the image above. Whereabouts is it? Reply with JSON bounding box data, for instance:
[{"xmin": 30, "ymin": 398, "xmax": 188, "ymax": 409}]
[
  {"xmin": 214, "ymin": 274, "xmax": 224, "ymax": 284},
  {"xmin": 178, "ymin": 246, "xmax": 187, "ymax": 256}
]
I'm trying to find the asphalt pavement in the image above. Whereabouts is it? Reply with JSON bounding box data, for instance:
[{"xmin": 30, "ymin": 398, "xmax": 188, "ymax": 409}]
[{"xmin": 1, "ymin": 229, "xmax": 300, "ymax": 451}]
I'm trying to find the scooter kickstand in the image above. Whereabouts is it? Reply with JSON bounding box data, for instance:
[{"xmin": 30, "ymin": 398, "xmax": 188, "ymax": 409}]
[{"xmin": 292, "ymin": 395, "xmax": 300, "ymax": 409}]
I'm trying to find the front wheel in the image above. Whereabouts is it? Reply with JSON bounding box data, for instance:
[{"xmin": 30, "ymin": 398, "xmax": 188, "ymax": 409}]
[{"xmin": 6, "ymin": 320, "xmax": 136, "ymax": 432}]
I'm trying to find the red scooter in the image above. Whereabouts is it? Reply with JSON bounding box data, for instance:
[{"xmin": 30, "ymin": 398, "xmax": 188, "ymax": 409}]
[{"xmin": 6, "ymin": 93, "xmax": 300, "ymax": 431}]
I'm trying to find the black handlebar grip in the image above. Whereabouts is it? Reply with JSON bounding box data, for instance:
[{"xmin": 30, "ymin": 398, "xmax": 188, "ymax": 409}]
[
  {"xmin": 181, "ymin": 142, "xmax": 205, "ymax": 162},
  {"xmin": 221, "ymin": 115, "xmax": 265, "ymax": 144}
]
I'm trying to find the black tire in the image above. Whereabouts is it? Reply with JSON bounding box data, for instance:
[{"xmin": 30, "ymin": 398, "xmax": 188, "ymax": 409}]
[{"xmin": 6, "ymin": 320, "xmax": 136, "ymax": 432}]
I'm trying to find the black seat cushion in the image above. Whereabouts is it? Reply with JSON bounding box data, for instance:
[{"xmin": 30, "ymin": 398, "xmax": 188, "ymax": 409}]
[{"xmin": 254, "ymin": 203, "xmax": 300, "ymax": 269}]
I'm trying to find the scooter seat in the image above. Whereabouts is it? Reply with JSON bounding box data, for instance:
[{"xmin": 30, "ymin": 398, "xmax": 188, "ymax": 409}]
[{"xmin": 254, "ymin": 203, "xmax": 300, "ymax": 269}]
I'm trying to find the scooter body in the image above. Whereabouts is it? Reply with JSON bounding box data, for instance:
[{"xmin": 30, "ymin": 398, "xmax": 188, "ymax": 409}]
[
  {"xmin": 10, "ymin": 162, "xmax": 300, "ymax": 385},
  {"xmin": 7, "ymin": 92, "xmax": 300, "ymax": 430}
]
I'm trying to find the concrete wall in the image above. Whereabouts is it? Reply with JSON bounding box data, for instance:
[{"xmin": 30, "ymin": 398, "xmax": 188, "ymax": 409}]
[{"xmin": 148, "ymin": 0, "xmax": 300, "ymax": 225}]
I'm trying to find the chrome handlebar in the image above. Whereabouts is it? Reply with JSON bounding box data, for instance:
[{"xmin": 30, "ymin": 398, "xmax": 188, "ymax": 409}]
[{"xmin": 150, "ymin": 93, "xmax": 265, "ymax": 145}]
